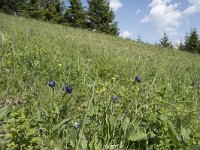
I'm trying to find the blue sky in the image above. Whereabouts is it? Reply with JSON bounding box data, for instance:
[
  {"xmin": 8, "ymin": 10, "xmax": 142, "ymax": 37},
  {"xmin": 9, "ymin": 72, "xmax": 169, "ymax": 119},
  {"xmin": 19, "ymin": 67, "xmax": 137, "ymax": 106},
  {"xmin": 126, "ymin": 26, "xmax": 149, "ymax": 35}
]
[{"xmin": 69, "ymin": 0, "xmax": 200, "ymax": 45}]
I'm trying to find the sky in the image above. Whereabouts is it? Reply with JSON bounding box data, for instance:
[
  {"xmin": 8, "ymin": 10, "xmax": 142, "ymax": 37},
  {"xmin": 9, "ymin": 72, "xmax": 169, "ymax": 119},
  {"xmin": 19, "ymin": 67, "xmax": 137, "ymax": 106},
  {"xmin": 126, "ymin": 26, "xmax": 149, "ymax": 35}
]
[{"xmin": 75, "ymin": 0, "xmax": 200, "ymax": 45}]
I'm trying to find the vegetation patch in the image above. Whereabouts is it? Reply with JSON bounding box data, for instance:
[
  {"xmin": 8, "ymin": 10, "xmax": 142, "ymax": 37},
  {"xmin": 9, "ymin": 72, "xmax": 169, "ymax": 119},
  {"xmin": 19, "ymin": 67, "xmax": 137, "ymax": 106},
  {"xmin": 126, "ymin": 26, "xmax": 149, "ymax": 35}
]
[{"xmin": 0, "ymin": 13, "xmax": 200, "ymax": 149}]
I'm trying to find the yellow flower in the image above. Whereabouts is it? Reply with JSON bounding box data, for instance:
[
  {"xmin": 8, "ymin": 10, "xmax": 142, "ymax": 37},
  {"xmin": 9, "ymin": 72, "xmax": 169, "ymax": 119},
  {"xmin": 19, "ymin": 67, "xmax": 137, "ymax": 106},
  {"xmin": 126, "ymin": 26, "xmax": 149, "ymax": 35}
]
[
  {"xmin": 111, "ymin": 77, "xmax": 115, "ymax": 81},
  {"xmin": 96, "ymin": 87, "xmax": 106, "ymax": 94},
  {"xmin": 58, "ymin": 63, "xmax": 62, "ymax": 67}
]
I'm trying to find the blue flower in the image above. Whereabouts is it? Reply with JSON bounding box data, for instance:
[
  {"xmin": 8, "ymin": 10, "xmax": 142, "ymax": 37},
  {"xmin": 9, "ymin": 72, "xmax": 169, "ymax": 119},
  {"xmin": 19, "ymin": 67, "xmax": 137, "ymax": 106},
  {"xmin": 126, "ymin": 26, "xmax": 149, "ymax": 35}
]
[
  {"xmin": 111, "ymin": 96, "xmax": 118, "ymax": 103},
  {"xmin": 48, "ymin": 81, "xmax": 56, "ymax": 88},
  {"xmin": 135, "ymin": 75, "xmax": 142, "ymax": 83},
  {"xmin": 74, "ymin": 122, "xmax": 81, "ymax": 129},
  {"xmin": 63, "ymin": 85, "xmax": 73, "ymax": 94}
]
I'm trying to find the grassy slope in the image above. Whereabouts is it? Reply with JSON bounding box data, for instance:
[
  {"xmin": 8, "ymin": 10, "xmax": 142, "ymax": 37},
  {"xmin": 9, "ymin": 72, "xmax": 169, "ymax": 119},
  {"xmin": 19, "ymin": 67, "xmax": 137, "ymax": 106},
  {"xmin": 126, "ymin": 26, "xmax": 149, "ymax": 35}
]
[{"xmin": 0, "ymin": 13, "xmax": 200, "ymax": 149}]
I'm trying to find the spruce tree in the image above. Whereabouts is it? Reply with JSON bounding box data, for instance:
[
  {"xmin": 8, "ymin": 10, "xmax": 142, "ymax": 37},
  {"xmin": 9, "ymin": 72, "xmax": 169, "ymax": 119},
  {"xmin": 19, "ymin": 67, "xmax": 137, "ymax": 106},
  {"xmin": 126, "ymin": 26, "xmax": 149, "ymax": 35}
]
[
  {"xmin": 185, "ymin": 28, "xmax": 199, "ymax": 53},
  {"xmin": 87, "ymin": 0, "xmax": 119, "ymax": 36},
  {"xmin": 184, "ymin": 32, "xmax": 189, "ymax": 48},
  {"xmin": 159, "ymin": 32, "xmax": 172, "ymax": 48},
  {"xmin": 178, "ymin": 42, "xmax": 185, "ymax": 51},
  {"xmin": 63, "ymin": 0, "xmax": 86, "ymax": 28},
  {"xmin": 26, "ymin": 0, "xmax": 44, "ymax": 19},
  {"xmin": 0, "ymin": 0, "xmax": 27, "ymax": 15},
  {"xmin": 198, "ymin": 40, "xmax": 200, "ymax": 54},
  {"xmin": 26, "ymin": 0, "xmax": 64, "ymax": 22},
  {"xmin": 43, "ymin": 0, "xmax": 64, "ymax": 22},
  {"xmin": 137, "ymin": 34, "xmax": 142, "ymax": 43}
]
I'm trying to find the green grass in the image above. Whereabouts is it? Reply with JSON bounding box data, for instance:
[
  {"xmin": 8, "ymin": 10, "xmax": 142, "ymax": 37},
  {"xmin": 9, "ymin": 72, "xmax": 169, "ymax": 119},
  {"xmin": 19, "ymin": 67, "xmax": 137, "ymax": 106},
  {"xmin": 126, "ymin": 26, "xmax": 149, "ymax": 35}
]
[{"xmin": 0, "ymin": 13, "xmax": 200, "ymax": 149}]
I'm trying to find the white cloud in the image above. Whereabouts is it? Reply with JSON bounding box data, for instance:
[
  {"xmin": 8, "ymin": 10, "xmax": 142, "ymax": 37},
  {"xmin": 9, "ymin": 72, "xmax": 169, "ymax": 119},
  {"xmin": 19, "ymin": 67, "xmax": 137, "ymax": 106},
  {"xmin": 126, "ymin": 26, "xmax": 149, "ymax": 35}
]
[
  {"xmin": 183, "ymin": 6, "xmax": 196, "ymax": 14},
  {"xmin": 141, "ymin": 0, "xmax": 182, "ymax": 34},
  {"xmin": 164, "ymin": 27, "xmax": 179, "ymax": 35},
  {"xmin": 109, "ymin": 0, "xmax": 123, "ymax": 11},
  {"xmin": 183, "ymin": 0, "xmax": 200, "ymax": 14},
  {"xmin": 173, "ymin": 40, "xmax": 182, "ymax": 49},
  {"xmin": 120, "ymin": 31, "xmax": 132, "ymax": 39},
  {"xmin": 136, "ymin": 9, "xmax": 142, "ymax": 15}
]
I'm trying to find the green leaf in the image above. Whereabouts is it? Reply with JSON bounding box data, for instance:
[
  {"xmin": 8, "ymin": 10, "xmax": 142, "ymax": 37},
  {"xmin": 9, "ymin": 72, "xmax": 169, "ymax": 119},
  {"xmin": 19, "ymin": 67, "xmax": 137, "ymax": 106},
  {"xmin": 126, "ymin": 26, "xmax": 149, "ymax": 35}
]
[
  {"xmin": 119, "ymin": 141, "xmax": 124, "ymax": 149},
  {"xmin": 104, "ymin": 145, "xmax": 118, "ymax": 150},
  {"xmin": 159, "ymin": 114, "xmax": 168, "ymax": 121},
  {"xmin": 87, "ymin": 104, "xmax": 96, "ymax": 117},
  {"xmin": 167, "ymin": 120, "xmax": 180, "ymax": 146},
  {"xmin": 79, "ymin": 131, "xmax": 88, "ymax": 150},
  {"xmin": 147, "ymin": 131, "xmax": 156, "ymax": 139},
  {"xmin": 31, "ymin": 137, "xmax": 43, "ymax": 143},
  {"xmin": 128, "ymin": 131, "xmax": 147, "ymax": 141},
  {"xmin": 27, "ymin": 128, "xmax": 37, "ymax": 136},
  {"xmin": 69, "ymin": 130, "xmax": 76, "ymax": 148},
  {"xmin": 181, "ymin": 127, "xmax": 191, "ymax": 141},
  {"xmin": 0, "ymin": 105, "xmax": 11, "ymax": 119},
  {"xmin": 89, "ymin": 135, "xmax": 102, "ymax": 150},
  {"xmin": 121, "ymin": 116, "xmax": 130, "ymax": 133},
  {"xmin": 40, "ymin": 108, "xmax": 49, "ymax": 118},
  {"xmin": 52, "ymin": 118, "xmax": 70, "ymax": 133}
]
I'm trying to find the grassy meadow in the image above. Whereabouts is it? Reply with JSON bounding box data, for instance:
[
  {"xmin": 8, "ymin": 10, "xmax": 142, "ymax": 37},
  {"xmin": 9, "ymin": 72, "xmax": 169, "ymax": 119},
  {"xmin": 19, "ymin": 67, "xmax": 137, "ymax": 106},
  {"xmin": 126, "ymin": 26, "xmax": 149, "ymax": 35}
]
[{"xmin": 0, "ymin": 13, "xmax": 200, "ymax": 149}]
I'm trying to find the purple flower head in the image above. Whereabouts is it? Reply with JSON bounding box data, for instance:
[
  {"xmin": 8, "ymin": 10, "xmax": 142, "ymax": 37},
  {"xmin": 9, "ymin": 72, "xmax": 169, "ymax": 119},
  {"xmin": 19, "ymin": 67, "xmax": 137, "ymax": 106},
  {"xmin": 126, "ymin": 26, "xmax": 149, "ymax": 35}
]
[
  {"xmin": 63, "ymin": 85, "xmax": 73, "ymax": 94},
  {"xmin": 48, "ymin": 81, "xmax": 56, "ymax": 88},
  {"xmin": 135, "ymin": 75, "xmax": 142, "ymax": 83},
  {"xmin": 74, "ymin": 122, "xmax": 81, "ymax": 129},
  {"xmin": 111, "ymin": 96, "xmax": 118, "ymax": 103}
]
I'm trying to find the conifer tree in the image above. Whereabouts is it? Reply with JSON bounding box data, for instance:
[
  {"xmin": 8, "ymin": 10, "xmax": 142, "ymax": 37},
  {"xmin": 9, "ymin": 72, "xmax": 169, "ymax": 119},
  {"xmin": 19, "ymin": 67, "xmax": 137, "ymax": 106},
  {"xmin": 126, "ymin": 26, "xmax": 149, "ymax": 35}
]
[
  {"xmin": 26, "ymin": 0, "xmax": 64, "ymax": 22},
  {"xmin": 159, "ymin": 32, "xmax": 172, "ymax": 48},
  {"xmin": 178, "ymin": 42, "xmax": 185, "ymax": 51},
  {"xmin": 87, "ymin": 0, "xmax": 119, "ymax": 35},
  {"xmin": 63, "ymin": 0, "xmax": 87, "ymax": 28},
  {"xmin": 43, "ymin": 0, "xmax": 64, "ymax": 22},
  {"xmin": 26, "ymin": 0, "xmax": 44, "ymax": 19},
  {"xmin": 184, "ymin": 28, "xmax": 199, "ymax": 53},
  {"xmin": 184, "ymin": 32, "xmax": 189, "ymax": 47},
  {"xmin": 178, "ymin": 32, "xmax": 189, "ymax": 51},
  {"xmin": 0, "ymin": 0, "xmax": 27, "ymax": 15},
  {"xmin": 198, "ymin": 40, "xmax": 200, "ymax": 54},
  {"xmin": 137, "ymin": 34, "xmax": 142, "ymax": 43}
]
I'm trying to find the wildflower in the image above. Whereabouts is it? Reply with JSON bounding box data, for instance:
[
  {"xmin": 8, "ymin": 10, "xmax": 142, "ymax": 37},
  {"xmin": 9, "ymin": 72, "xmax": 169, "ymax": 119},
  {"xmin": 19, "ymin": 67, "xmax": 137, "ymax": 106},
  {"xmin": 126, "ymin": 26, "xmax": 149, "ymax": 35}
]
[
  {"xmin": 111, "ymin": 77, "xmax": 115, "ymax": 81},
  {"xmin": 48, "ymin": 81, "xmax": 56, "ymax": 88},
  {"xmin": 58, "ymin": 64, "xmax": 62, "ymax": 67},
  {"xmin": 63, "ymin": 85, "xmax": 73, "ymax": 94},
  {"xmin": 135, "ymin": 75, "xmax": 142, "ymax": 83},
  {"xmin": 111, "ymin": 96, "xmax": 118, "ymax": 103},
  {"xmin": 74, "ymin": 122, "xmax": 81, "ymax": 129}
]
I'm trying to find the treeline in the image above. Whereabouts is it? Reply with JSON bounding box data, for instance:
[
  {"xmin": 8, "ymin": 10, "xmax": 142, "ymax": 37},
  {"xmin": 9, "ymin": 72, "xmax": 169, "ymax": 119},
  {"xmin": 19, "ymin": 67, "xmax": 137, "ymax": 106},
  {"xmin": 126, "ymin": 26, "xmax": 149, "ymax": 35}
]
[
  {"xmin": 179, "ymin": 28, "xmax": 200, "ymax": 54},
  {"xmin": 0, "ymin": 0, "xmax": 119, "ymax": 36},
  {"xmin": 158, "ymin": 28, "xmax": 200, "ymax": 54}
]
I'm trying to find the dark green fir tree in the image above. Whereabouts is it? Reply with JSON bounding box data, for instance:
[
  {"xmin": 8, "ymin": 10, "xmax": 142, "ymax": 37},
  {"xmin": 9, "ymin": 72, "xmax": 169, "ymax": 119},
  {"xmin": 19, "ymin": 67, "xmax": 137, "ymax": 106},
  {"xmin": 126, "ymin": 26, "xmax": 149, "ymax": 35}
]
[
  {"xmin": 185, "ymin": 28, "xmax": 199, "ymax": 53},
  {"xmin": 159, "ymin": 32, "xmax": 173, "ymax": 48},
  {"xmin": 178, "ymin": 42, "xmax": 185, "ymax": 51},
  {"xmin": 87, "ymin": 0, "xmax": 119, "ymax": 36},
  {"xmin": 63, "ymin": 0, "xmax": 87, "ymax": 28},
  {"xmin": 198, "ymin": 39, "xmax": 200, "ymax": 54},
  {"xmin": 42, "ymin": 0, "xmax": 64, "ymax": 22},
  {"xmin": 26, "ymin": 0, "xmax": 64, "ymax": 22},
  {"xmin": 26, "ymin": 0, "xmax": 44, "ymax": 19},
  {"xmin": 0, "ymin": 0, "xmax": 27, "ymax": 15}
]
